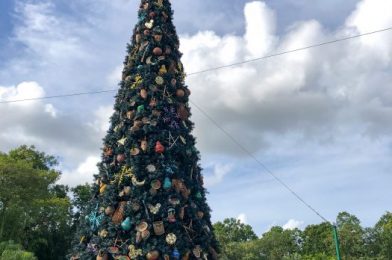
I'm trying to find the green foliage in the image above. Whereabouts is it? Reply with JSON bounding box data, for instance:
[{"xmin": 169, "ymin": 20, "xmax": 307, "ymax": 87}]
[
  {"xmin": 336, "ymin": 211, "xmax": 365, "ymax": 259},
  {"xmin": 0, "ymin": 146, "xmax": 72, "ymax": 260},
  {"xmin": 0, "ymin": 241, "xmax": 36, "ymax": 260},
  {"xmin": 302, "ymin": 222, "xmax": 334, "ymax": 257}
]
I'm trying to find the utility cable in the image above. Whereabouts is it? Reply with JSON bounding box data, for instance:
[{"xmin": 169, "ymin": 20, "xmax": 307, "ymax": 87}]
[
  {"xmin": 190, "ymin": 100, "xmax": 331, "ymax": 223},
  {"xmin": 1, "ymin": 26, "xmax": 391, "ymax": 104}
]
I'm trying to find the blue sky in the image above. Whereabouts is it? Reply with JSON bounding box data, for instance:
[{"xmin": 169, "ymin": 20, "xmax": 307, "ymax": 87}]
[{"xmin": 1, "ymin": 0, "xmax": 392, "ymax": 235}]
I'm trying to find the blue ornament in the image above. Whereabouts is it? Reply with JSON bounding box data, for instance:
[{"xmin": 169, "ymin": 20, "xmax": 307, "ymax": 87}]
[
  {"xmin": 121, "ymin": 217, "xmax": 132, "ymax": 231},
  {"xmin": 87, "ymin": 204, "xmax": 104, "ymax": 231},
  {"xmin": 172, "ymin": 248, "xmax": 180, "ymax": 259},
  {"xmin": 163, "ymin": 177, "xmax": 172, "ymax": 190},
  {"xmin": 196, "ymin": 192, "xmax": 202, "ymax": 199}
]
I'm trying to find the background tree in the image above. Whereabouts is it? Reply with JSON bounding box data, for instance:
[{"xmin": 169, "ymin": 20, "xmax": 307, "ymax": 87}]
[
  {"xmin": 302, "ymin": 222, "xmax": 334, "ymax": 258},
  {"xmin": 0, "ymin": 146, "xmax": 73, "ymax": 260},
  {"xmin": 336, "ymin": 211, "xmax": 365, "ymax": 259},
  {"xmin": 374, "ymin": 212, "xmax": 392, "ymax": 259}
]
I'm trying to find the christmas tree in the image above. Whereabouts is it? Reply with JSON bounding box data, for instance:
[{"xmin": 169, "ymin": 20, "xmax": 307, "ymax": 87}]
[{"xmin": 70, "ymin": 0, "xmax": 219, "ymax": 259}]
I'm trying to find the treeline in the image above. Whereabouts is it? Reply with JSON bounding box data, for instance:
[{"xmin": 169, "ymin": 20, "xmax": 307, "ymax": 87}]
[
  {"xmin": 0, "ymin": 146, "xmax": 391, "ymax": 259},
  {"xmin": 214, "ymin": 212, "xmax": 392, "ymax": 260}
]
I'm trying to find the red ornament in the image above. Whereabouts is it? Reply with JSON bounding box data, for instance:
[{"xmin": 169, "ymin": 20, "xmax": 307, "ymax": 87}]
[
  {"xmin": 116, "ymin": 154, "xmax": 125, "ymax": 163},
  {"xmin": 155, "ymin": 141, "xmax": 165, "ymax": 154},
  {"xmin": 153, "ymin": 47, "xmax": 163, "ymax": 56}
]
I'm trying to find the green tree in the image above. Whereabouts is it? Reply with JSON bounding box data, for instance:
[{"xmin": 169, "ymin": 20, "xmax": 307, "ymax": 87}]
[
  {"xmin": 0, "ymin": 146, "xmax": 73, "ymax": 260},
  {"xmin": 0, "ymin": 241, "xmax": 36, "ymax": 260},
  {"xmin": 258, "ymin": 226, "xmax": 301, "ymax": 260},
  {"xmin": 302, "ymin": 222, "xmax": 334, "ymax": 257},
  {"xmin": 375, "ymin": 212, "xmax": 392, "ymax": 259},
  {"xmin": 336, "ymin": 211, "xmax": 365, "ymax": 259}
]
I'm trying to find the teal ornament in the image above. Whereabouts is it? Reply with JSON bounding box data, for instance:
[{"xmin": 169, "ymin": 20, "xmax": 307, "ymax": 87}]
[
  {"xmin": 163, "ymin": 177, "xmax": 172, "ymax": 190},
  {"xmin": 121, "ymin": 217, "xmax": 132, "ymax": 231},
  {"xmin": 172, "ymin": 248, "xmax": 180, "ymax": 259},
  {"xmin": 196, "ymin": 192, "xmax": 202, "ymax": 199},
  {"xmin": 137, "ymin": 65, "xmax": 144, "ymax": 71},
  {"xmin": 87, "ymin": 204, "xmax": 104, "ymax": 231},
  {"xmin": 137, "ymin": 105, "xmax": 145, "ymax": 113}
]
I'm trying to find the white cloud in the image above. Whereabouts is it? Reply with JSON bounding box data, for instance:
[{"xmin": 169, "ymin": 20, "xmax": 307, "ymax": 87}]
[
  {"xmin": 237, "ymin": 213, "xmax": 248, "ymax": 224},
  {"xmin": 283, "ymin": 219, "xmax": 304, "ymax": 230},
  {"xmin": 60, "ymin": 156, "xmax": 100, "ymax": 187},
  {"xmin": 204, "ymin": 163, "xmax": 233, "ymax": 187}
]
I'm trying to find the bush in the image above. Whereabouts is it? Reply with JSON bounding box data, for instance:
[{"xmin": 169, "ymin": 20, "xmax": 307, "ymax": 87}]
[{"xmin": 0, "ymin": 241, "xmax": 37, "ymax": 260}]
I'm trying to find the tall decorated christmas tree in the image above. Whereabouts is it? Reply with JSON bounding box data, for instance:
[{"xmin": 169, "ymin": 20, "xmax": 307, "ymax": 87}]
[{"xmin": 70, "ymin": 0, "xmax": 219, "ymax": 259}]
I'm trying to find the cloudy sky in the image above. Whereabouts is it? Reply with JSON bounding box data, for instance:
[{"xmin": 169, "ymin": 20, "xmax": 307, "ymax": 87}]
[{"xmin": 1, "ymin": 0, "xmax": 391, "ymax": 235}]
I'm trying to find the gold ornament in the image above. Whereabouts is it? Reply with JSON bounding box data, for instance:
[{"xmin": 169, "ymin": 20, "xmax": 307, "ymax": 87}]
[
  {"xmin": 136, "ymin": 222, "xmax": 148, "ymax": 232},
  {"xmin": 159, "ymin": 65, "xmax": 167, "ymax": 75},
  {"xmin": 99, "ymin": 183, "xmax": 107, "ymax": 194},
  {"xmin": 117, "ymin": 137, "xmax": 127, "ymax": 146},
  {"xmin": 193, "ymin": 246, "xmax": 202, "ymax": 258},
  {"xmin": 166, "ymin": 233, "xmax": 177, "ymax": 245},
  {"xmin": 132, "ymin": 176, "xmax": 146, "ymax": 186},
  {"xmin": 145, "ymin": 19, "xmax": 154, "ymax": 29},
  {"xmin": 148, "ymin": 203, "xmax": 161, "ymax": 214},
  {"xmin": 128, "ymin": 245, "xmax": 143, "ymax": 259},
  {"xmin": 98, "ymin": 229, "xmax": 109, "ymax": 238},
  {"xmin": 155, "ymin": 76, "xmax": 164, "ymax": 85},
  {"xmin": 112, "ymin": 201, "xmax": 126, "ymax": 225},
  {"xmin": 131, "ymin": 75, "xmax": 143, "ymax": 89},
  {"xmin": 111, "ymin": 166, "xmax": 134, "ymax": 186}
]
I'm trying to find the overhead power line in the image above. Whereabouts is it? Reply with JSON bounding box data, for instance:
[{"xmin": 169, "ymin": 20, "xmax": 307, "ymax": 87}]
[
  {"xmin": 0, "ymin": 26, "xmax": 391, "ymax": 105},
  {"xmin": 190, "ymin": 100, "xmax": 331, "ymax": 223}
]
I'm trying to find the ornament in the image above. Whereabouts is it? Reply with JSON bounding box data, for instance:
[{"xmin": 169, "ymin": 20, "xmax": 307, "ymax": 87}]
[
  {"xmin": 117, "ymin": 154, "xmax": 126, "ymax": 163},
  {"xmin": 155, "ymin": 0, "xmax": 163, "ymax": 8},
  {"xmin": 137, "ymin": 105, "xmax": 145, "ymax": 113},
  {"xmin": 121, "ymin": 217, "xmax": 132, "ymax": 231},
  {"xmin": 193, "ymin": 246, "xmax": 202, "ymax": 258},
  {"xmin": 146, "ymin": 164, "xmax": 156, "ymax": 173},
  {"xmin": 163, "ymin": 177, "xmax": 172, "ymax": 190},
  {"xmin": 123, "ymin": 186, "xmax": 132, "ymax": 195},
  {"xmin": 155, "ymin": 141, "xmax": 165, "ymax": 153},
  {"xmin": 153, "ymin": 47, "xmax": 163, "ymax": 56},
  {"xmin": 128, "ymin": 245, "xmax": 143, "ymax": 259},
  {"xmin": 141, "ymin": 139, "xmax": 148, "ymax": 152},
  {"xmin": 99, "ymin": 183, "xmax": 107, "ymax": 194},
  {"xmin": 182, "ymin": 252, "xmax": 191, "ymax": 260},
  {"xmin": 176, "ymin": 89, "xmax": 185, "ymax": 97},
  {"xmin": 166, "ymin": 233, "xmax": 177, "ymax": 245},
  {"xmin": 146, "ymin": 250, "xmax": 160, "ymax": 260},
  {"xmin": 70, "ymin": 255, "xmax": 80, "ymax": 260},
  {"xmin": 104, "ymin": 147, "xmax": 113, "ymax": 156},
  {"xmin": 108, "ymin": 247, "xmax": 120, "ymax": 254},
  {"xmin": 149, "ymin": 98, "xmax": 157, "ymax": 107},
  {"xmin": 135, "ymin": 33, "xmax": 141, "ymax": 44},
  {"xmin": 149, "ymin": 11, "xmax": 156, "ymax": 18},
  {"xmin": 112, "ymin": 201, "xmax": 126, "ymax": 225},
  {"xmin": 151, "ymin": 180, "xmax": 162, "ymax": 190},
  {"xmin": 126, "ymin": 111, "xmax": 135, "ymax": 120},
  {"xmin": 145, "ymin": 19, "xmax": 154, "ymax": 29},
  {"xmin": 178, "ymin": 104, "xmax": 189, "ymax": 120},
  {"xmin": 105, "ymin": 206, "xmax": 115, "ymax": 216},
  {"xmin": 97, "ymin": 251, "xmax": 108, "ymax": 260},
  {"xmin": 196, "ymin": 192, "xmax": 202, "ymax": 199},
  {"xmin": 117, "ymin": 137, "xmax": 127, "ymax": 146},
  {"xmin": 99, "ymin": 229, "xmax": 109, "ymax": 238},
  {"xmin": 155, "ymin": 76, "xmax": 164, "ymax": 85},
  {"xmin": 132, "ymin": 176, "xmax": 146, "ymax": 186},
  {"xmin": 197, "ymin": 211, "xmax": 204, "ymax": 219},
  {"xmin": 157, "ymin": 66, "xmax": 167, "ymax": 76},
  {"xmin": 153, "ymin": 221, "xmax": 165, "ymax": 235},
  {"xmin": 136, "ymin": 221, "xmax": 148, "ymax": 232},
  {"xmin": 141, "ymin": 229, "xmax": 150, "ymax": 240},
  {"xmin": 172, "ymin": 248, "xmax": 180, "ymax": 259},
  {"xmin": 168, "ymin": 208, "xmax": 176, "ymax": 223},
  {"xmin": 130, "ymin": 148, "xmax": 140, "ymax": 156},
  {"xmin": 87, "ymin": 204, "xmax": 103, "ymax": 231},
  {"xmin": 140, "ymin": 89, "xmax": 148, "ymax": 99},
  {"xmin": 171, "ymin": 78, "xmax": 177, "ymax": 86},
  {"xmin": 148, "ymin": 203, "xmax": 161, "ymax": 214},
  {"xmin": 115, "ymin": 256, "xmax": 130, "ymax": 260},
  {"xmin": 131, "ymin": 201, "xmax": 141, "ymax": 212}
]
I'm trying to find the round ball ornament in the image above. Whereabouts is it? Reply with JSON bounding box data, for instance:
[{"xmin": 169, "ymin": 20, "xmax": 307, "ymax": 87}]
[
  {"xmin": 155, "ymin": 76, "xmax": 164, "ymax": 85},
  {"xmin": 140, "ymin": 89, "xmax": 148, "ymax": 99},
  {"xmin": 153, "ymin": 47, "xmax": 163, "ymax": 56},
  {"xmin": 146, "ymin": 250, "xmax": 160, "ymax": 260},
  {"xmin": 166, "ymin": 233, "xmax": 177, "ymax": 245},
  {"xmin": 155, "ymin": 141, "xmax": 165, "ymax": 153},
  {"xmin": 105, "ymin": 206, "xmax": 115, "ymax": 216},
  {"xmin": 117, "ymin": 154, "xmax": 125, "ymax": 163},
  {"xmin": 176, "ymin": 89, "xmax": 185, "ymax": 97}
]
